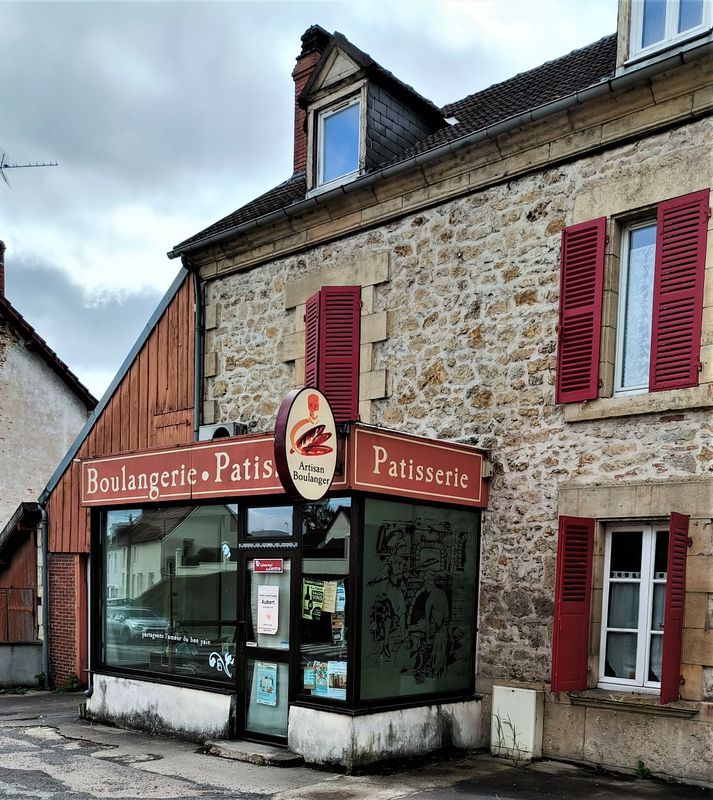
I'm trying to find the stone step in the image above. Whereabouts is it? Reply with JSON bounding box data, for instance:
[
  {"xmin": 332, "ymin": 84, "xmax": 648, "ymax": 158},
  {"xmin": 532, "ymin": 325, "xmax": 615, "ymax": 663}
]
[{"xmin": 205, "ymin": 739, "xmax": 304, "ymax": 767}]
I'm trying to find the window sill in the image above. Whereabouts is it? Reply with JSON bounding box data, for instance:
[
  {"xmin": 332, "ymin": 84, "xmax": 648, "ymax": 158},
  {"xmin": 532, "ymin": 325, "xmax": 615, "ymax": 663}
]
[
  {"xmin": 563, "ymin": 383, "xmax": 713, "ymax": 423},
  {"xmin": 569, "ymin": 689, "xmax": 699, "ymax": 718}
]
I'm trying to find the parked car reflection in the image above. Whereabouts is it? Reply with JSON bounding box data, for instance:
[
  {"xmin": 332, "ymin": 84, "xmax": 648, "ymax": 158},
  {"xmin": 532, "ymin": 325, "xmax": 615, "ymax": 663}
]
[{"xmin": 106, "ymin": 606, "xmax": 169, "ymax": 643}]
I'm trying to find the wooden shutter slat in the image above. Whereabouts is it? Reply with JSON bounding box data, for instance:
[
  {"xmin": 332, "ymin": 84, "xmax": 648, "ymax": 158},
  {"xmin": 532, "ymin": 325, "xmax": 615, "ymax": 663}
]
[
  {"xmin": 304, "ymin": 291, "xmax": 320, "ymax": 388},
  {"xmin": 551, "ymin": 515, "xmax": 595, "ymax": 692},
  {"xmin": 319, "ymin": 286, "xmax": 360, "ymax": 423},
  {"xmin": 649, "ymin": 190, "xmax": 709, "ymax": 392},
  {"xmin": 659, "ymin": 512, "xmax": 689, "ymax": 705},
  {"xmin": 555, "ymin": 218, "xmax": 606, "ymax": 403}
]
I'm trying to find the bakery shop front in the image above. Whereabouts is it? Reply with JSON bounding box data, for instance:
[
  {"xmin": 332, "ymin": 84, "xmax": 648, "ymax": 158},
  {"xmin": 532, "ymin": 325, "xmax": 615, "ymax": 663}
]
[{"xmin": 83, "ymin": 390, "xmax": 489, "ymax": 768}]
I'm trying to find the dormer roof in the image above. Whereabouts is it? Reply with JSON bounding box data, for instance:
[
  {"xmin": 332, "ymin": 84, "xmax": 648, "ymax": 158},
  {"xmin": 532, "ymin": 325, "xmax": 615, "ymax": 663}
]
[{"xmin": 299, "ymin": 32, "xmax": 445, "ymax": 127}]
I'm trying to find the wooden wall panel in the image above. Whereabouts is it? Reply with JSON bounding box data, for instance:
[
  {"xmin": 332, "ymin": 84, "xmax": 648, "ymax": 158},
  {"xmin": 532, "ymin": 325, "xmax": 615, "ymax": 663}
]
[{"xmin": 47, "ymin": 275, "xmax": 195, "ymax": 554}]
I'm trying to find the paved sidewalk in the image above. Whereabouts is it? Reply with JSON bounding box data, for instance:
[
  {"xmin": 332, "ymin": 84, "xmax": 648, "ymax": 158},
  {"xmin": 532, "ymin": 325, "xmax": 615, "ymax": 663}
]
[{"xmin": 0, "ymin": 691, "xmax": 709, "ymax": 799}]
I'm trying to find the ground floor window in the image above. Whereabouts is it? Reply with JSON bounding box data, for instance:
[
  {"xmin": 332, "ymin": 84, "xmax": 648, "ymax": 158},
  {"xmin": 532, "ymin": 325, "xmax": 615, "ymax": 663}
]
[
  {"xmin": 102, "ymin": 505, "xmax": 238, "ymax": 682},
  {"xmin": 599, "ymin": 522, "xmax": 667, "ymax": 689},
  {"xmin": 360, "ymin": 498, "xmax": 478, "ymax": 701}
]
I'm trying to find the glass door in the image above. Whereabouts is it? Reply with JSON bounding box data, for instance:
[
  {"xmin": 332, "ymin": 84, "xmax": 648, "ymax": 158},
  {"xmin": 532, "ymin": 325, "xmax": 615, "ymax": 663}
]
[{"xmin": 239, "ymin": 505, "xmax": 294, "ymax": 742}]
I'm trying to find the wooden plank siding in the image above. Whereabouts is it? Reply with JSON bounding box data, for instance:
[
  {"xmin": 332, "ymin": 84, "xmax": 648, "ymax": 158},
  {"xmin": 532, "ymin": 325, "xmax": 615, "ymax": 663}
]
[{"xmin": 47, "ymin": 276, "xmax": 195, "ymax": 554}]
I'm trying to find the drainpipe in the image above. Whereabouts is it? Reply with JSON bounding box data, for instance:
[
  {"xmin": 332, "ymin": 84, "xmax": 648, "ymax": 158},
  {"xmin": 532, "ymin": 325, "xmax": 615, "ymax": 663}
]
[
  {"xmin": 183, "ymin": 257, "xmax": 203, "ymax": 441},
  {"xmin": 40, "ymin": 506, "xmax": 49, "ymax": 690}
]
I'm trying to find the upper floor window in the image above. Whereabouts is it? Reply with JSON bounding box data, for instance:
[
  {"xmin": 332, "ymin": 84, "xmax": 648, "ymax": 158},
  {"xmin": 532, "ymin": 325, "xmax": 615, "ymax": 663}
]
[
  {"xmin": 630, "ymin": 0, "xmax": 711, "ymax": 58},
  {"xmin": 615, "ymin": 221, "xmax": 656, "ymax": 395},
  {"xmin": 555, "ymin": 189, "xmax": 709, "ymax": 404},
  {"xmin": 317, "ymin": 96, "xmax": 361, "ymax": 187}
]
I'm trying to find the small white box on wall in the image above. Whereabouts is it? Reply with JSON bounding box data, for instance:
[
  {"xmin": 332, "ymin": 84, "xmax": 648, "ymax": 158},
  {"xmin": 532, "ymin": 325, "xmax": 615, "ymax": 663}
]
[{"xmin": 491, "ymin": 685, "xmax": 543, "ymax": 761}]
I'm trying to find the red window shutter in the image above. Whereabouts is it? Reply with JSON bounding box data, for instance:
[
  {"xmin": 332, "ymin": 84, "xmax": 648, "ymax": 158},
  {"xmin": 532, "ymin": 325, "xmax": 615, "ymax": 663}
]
[
  {"xmin": 649, "ymin": 190, "xmax": 709, "ymax": 392},
  {"xmin": 660, "ymin": 512, "xmax": 689, "ymax": 705},
  {"xmin": 551, "ymin": 515, "xmax": 595, "ymax": 692},
  {"xmin": 555, "ymin": 218, "xmax": 606, "ymax": 403},
  {"xmin": 304, "ymin": 291, "xmax": 320, "ymax": 388},
  {"xmin": 318, "ymin": 286, "xmax": 361, "ymax": 423}
]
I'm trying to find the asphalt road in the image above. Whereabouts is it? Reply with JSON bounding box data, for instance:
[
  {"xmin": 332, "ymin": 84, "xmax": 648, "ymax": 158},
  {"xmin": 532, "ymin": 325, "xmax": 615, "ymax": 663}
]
[{"xmin": 0, "ymin": 691, "xmax": 710, "ymax": 800}]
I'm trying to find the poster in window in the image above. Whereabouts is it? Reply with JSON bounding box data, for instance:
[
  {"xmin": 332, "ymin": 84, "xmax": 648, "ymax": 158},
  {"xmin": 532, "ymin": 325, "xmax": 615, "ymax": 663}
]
[
  {"xmin": 302, "ymin": 578, "xmax": 324, "ymax": 620},
  {"xmin": 303, "ymin": 665, "xmax": 316, "ymax": 690},
  {"xmin": 322, "ymin": 580, "xmax": 337, "ymax": 614},
  {"xmin": 314, "ymin": 660, "xmax": 328, "ymax": 697},
  {"xmin": 327, "ymin": 661, "xmax": 347, "ymax": 700},
  {"xmin": 335, "ymin": 581, "xmax": 346, "ymax": 613},
  {"xmin": 257, "ymin": 585, "xmax": 279, "ymax": 635},
  {"xmin": 256, "ymin": 662, "xmax": 277, "ymax": 706}
]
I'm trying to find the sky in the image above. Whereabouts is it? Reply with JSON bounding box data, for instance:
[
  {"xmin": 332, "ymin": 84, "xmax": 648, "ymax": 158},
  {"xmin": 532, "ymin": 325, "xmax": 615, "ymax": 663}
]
[{"xmin": 1, "ymin": 0, "xmax": 618, "ymax": 400}]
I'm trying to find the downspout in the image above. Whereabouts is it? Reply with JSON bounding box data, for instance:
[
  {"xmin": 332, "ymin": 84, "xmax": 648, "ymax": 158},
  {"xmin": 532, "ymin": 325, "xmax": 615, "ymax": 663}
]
[
  {"xmin": 183, "ymin": 257, "xmax": 203, "ymax": 440},
  {"xmin": 40, "ymin": 506, "xmax": 49, "ymax": 690}
]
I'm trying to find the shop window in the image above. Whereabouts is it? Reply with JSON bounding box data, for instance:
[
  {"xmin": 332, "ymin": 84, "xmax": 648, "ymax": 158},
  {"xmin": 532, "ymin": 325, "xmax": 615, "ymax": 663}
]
[
  {"xmin": 299, "ymin": 497, "xmax": 351, "ymax": 702},
  {"xmin": 304, "ymin": 285, "xmax": 361, "ymax": 423},
  {"xmin": 316, "ymin": 96, "xmax": 362, "ymax": 188},
  {"xmin": 555, "ymin": 189, "xmax": 709, "ymax": 404},
  {"xmin": 360, "ymin": 498, "xmax": 478, "ymax": 702},
  {"xmin": 101, "ymin": 505, "xmax": 238, "ymax": 683},
  {"xmin": 599, "ymin": 524, "xmax": 667, "ymax": 689},
  {"xmin": 551, "ymin": 513, "xmax": 689, "ymax": 704},
  {"xmin": 247, "ymin": 506, "xmax": 293, "ymax": 538},
  {"xmin": 630, "ymin": 0, "xmax": 711, "ymax": 59}
]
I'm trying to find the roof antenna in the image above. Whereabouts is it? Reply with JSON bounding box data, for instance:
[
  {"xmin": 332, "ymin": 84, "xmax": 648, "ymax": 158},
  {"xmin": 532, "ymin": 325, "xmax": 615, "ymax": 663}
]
[{"xmin": 0, "ymin": 150, "xmax": 58, "ymax": 187}]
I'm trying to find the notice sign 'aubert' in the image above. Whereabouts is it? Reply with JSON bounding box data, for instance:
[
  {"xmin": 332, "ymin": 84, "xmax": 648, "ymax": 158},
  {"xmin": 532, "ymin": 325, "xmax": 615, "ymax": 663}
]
[{"xmin": 274, "ymin": 388, "xmax": 337, "ymax": 501}]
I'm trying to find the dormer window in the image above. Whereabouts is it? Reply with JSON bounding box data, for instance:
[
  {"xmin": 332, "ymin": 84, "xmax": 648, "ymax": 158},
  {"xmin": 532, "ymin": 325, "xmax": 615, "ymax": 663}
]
[
  {"xmin": 630, "ymin": 0, "xmax": 711, "ymax": 58},
  {"xmin": 317, "ymin": 96, "xmax": 361, "ymax": 186}
]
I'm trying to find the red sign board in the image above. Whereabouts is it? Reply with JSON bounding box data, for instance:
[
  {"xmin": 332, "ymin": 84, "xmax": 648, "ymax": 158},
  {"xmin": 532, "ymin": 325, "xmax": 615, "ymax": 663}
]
[
  {"xmin": 253, "ymin": 559, "xmax": 284, "ymax": 573},
  {"xmin": 81, "ymin": 424, "xmax": 487, "ymax": 510},
  {"xmin": 350, "ymin": 427, "xmax": 487, "ymax": 508}
]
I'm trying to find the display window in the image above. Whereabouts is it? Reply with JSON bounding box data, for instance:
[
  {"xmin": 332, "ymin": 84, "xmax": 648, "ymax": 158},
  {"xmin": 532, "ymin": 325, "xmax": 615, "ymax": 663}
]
[
  {"xmin": 101, "ymin": 504, "xmax": 238, "ymax": 682},
  {"xmin": 360, "ymin": 498, "xmax": 478, "ymax": 701},
  {"xmin": 299, "ymin": 497, "xmax": 351, "ymax": 702}
]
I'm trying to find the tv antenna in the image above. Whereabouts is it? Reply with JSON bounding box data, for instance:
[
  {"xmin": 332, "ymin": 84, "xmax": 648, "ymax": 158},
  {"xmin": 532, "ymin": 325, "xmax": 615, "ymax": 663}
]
[{"xmin": 0, "ymin": 151, "xmax": 58, "ymax": 187}]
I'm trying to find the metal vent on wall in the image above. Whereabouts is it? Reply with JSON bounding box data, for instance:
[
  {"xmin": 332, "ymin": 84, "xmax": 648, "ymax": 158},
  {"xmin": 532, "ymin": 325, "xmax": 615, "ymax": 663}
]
[{"xmin": 198, "ymin": 422, "xmax": 247, "ymax": 441}]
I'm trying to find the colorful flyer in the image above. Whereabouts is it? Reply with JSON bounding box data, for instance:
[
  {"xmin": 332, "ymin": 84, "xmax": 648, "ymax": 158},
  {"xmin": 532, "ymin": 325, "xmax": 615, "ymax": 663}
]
[
  {"xmin": 257, "ymin": 584, "xmax": 279, "ymax": 634},
  {"xmin": 327, "ymin": 660, "xmax": 347, "ymax": 700},
  {"xmin": 302, "ymin": 578, "xmax": 324, "ymax": 620},
  {"xmin": 322, "ymin": 580, "xmax": 337, "ymax": 614},
  {"xmin": 256, "ymin": 662, "xmax": 277, "ymax": 706},
  {"xmin": 331, "ymin": 614, "xmax": 345, "ymax": 645},
  {"xmin": 314, "ymin": 660, "xmax": 328, "ymax": 697},
  {"xmin": 303, "ymin": 666, "xmax": 316, "ymax": 690},
  {"xmin": 335, "ymin": 581, "xmax": 346, "ymax": 613}
]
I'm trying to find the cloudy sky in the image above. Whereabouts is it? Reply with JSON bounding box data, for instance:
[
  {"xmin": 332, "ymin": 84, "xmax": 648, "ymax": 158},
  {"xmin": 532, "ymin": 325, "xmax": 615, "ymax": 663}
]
[{"xmin": 2, "ymin": 0, "xmax": 618, "ymax": 400}]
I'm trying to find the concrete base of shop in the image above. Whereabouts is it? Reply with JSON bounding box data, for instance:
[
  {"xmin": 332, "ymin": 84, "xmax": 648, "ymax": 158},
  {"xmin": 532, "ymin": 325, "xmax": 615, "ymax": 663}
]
[
  {"xmin": 86, "ymin": 674, "xmax": 232, "ymax": 741},
  {"xmin": 288, "ymin": 698, "xmax": 484, "ymax": 770}
]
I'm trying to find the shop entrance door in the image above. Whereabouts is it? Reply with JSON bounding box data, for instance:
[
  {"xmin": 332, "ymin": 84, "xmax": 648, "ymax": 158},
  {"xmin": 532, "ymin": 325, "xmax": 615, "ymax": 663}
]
[{"xmin": 239, "ymin": 552, "xmax": 292, "ymax": 741}]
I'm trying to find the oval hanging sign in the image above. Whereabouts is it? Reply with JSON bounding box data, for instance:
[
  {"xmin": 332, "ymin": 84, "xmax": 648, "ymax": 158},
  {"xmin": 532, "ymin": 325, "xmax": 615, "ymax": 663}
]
[{"xmin": 274, "ymin": 388, "xmax": 337, "ymax": 500}]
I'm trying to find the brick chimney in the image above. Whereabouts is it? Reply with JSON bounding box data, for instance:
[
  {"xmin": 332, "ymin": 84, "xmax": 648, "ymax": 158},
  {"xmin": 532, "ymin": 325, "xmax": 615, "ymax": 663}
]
[
  {"xmin": 292, "ymin": 25, "xmax": 331, "ymax": 175},
  {"xmin": 0, "ymin": 241, "xmax": 5, "ymax": 299}
]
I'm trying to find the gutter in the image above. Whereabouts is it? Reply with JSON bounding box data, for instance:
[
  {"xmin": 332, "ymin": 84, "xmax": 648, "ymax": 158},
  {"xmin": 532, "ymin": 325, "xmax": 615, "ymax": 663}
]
[
  {"xmin": 183, "ymin": 255, "xmax": 203, "ymax": 440},
  {"xmin": 167, "ymin": 36, "xmax": 713, "ymax": 261},
  {"xmin": 41, "ymin": 506, "xmax": 49, "ymax": 690}
]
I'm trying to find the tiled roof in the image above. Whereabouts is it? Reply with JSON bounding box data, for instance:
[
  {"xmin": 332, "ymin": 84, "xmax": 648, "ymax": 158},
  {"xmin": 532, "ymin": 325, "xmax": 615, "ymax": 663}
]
[
  {"xmin": 173, "ymin": 32, "xmax": 617, "ymax": 254},
  {"xmin": 0, "ymin": 296, "xmax": 97, "ymax": 409}
]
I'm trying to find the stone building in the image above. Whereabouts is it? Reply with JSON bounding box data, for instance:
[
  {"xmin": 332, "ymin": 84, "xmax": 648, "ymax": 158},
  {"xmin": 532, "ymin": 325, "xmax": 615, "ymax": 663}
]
[
  {"xmin": 0, "ymin": 241, "xmax": 95, "ymax": 663},
  {"xmin": 61, "ymin": 0, "xmax": 713, "ymax": 785}
]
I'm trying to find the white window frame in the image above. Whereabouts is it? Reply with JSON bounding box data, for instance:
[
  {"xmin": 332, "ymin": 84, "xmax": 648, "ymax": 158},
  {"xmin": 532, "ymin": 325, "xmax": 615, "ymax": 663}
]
[
  {"xmin": 613, "ymin": 219, "xmax": 657, "ymax": 397},
  {"xmin": 598, "ymin": 523, "xmax": 667, "ymax": 692},
  {"xmin": 316, "ymin": 95, "xmax": 362, "ymax": 190},
  {"xmin": 629, "ymin": 0, "xmax": 712, "ymax": 59}
]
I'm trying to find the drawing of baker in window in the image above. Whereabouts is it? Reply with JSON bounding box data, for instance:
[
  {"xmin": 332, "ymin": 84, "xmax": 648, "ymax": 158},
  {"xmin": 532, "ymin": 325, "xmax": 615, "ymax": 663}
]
[
  {"xmin": 368, "ymin": 523, "xmax": 410, "ymax": 657},
  {"xmin": 424, "ymin": 572, "xmax": 451, "ymax": 678}
]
